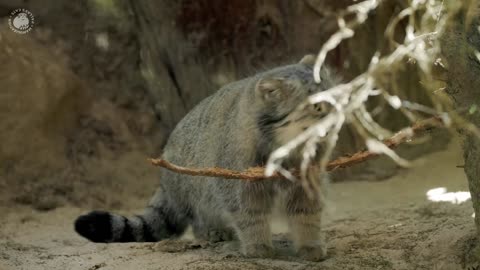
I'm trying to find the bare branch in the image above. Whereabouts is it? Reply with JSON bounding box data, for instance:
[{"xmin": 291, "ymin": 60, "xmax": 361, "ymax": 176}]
[{"xmin": 149, "ymin": 116, "xmax": 443, "ymax": 181}]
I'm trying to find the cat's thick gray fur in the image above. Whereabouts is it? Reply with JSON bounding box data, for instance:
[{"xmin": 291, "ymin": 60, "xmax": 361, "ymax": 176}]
[{"xmin": 75, "ymin": 55, "xmax": 335, "ymax": 261}]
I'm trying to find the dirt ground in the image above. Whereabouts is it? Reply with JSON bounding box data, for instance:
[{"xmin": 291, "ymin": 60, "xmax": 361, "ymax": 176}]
[{"xmin": 1, "ymin": 139, "xmax": 478, "ymax": 270}]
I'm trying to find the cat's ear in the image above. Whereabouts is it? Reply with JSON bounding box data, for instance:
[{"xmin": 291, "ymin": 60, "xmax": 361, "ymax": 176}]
[
  {"xmin": 255, "ymin": 78, "xmax": 287, "ymax": 103},
  {"xmin": 299, "ymin": 54, "xmax": 316, "ymax": 66}
]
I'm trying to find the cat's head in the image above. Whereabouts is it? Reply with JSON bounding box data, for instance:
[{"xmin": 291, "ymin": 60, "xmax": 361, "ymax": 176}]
[{"xmin": 255, "ymin": 55, "xmax": 336, "ymax": 146}]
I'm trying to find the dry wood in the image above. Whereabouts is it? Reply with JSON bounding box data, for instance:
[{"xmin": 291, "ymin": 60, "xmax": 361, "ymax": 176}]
[{"xmin": 149, "ymin": 116, "xmax": 444, "ymax": 181}]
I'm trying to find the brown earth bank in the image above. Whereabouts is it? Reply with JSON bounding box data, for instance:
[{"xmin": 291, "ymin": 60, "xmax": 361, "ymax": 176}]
[{"xmin": 1, "ymin": 140, "xmax": 478, "ymax": 270}]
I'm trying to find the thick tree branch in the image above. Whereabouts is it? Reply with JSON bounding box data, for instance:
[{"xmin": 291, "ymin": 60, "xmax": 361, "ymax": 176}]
[{"xmin": 149, "ymin": 116, "xmax": 444, "ymax": 181}]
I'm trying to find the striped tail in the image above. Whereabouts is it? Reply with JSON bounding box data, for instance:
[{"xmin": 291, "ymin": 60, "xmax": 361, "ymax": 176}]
[{"xmin": 74, "ymin": 206, "xmax": 187, "ymax": 243}]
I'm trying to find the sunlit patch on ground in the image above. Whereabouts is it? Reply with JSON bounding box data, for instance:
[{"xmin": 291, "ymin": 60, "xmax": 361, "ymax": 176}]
[{"xmin": 426, "ymin": 187, "xmax": 471, "ymax": 204}]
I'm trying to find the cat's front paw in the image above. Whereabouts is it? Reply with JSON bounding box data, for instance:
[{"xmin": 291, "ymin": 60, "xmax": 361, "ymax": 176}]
[
  {"xmin": 297, "ymin": 244, "xmax": 327, "ymax": 262},
  {"xmin": 242, "ymin": 243, "xmax": 275, "ymax": 258}
]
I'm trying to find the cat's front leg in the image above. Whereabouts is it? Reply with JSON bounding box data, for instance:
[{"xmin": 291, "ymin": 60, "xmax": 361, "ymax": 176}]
[
  {"xmin": 285, "ymin": 184, "xmax": 327, "ymax": 261},
  {"xmin": 231, "ymin": 182, "xmax": 275, "ymax": 258}
]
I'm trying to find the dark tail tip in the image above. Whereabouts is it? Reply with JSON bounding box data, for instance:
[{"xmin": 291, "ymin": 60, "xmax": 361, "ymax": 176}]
[{"xmin": 74, "ymin": 210, "xmax": 113, "ymax": 243}]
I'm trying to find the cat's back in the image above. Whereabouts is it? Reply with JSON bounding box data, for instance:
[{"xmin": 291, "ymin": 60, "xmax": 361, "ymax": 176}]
[{"xmin": 162, "ymin": 76, "xmax": 257, "ymax": 167}]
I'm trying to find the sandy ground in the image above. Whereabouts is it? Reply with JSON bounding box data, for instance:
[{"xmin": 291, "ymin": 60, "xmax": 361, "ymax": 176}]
[{"xmin": 1, "ymin": 139, "xmax": 479, "ymax": 270}]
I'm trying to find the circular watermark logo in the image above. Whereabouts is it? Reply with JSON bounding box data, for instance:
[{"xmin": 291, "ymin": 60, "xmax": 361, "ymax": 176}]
[{"xmin": 8, "ymin": 8, "xmax": 34, "ymax": 34}]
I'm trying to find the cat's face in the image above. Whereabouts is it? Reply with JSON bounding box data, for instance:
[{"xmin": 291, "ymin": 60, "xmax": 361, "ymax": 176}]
[{"xmin": 255, "ymin": 58, "xmax": 334, "ymax": 146}]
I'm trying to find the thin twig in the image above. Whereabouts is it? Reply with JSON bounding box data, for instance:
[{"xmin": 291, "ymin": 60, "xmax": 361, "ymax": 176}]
[{"xmin": 149, "ymin": 116, "xmax": 444, "ymax": 181}]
